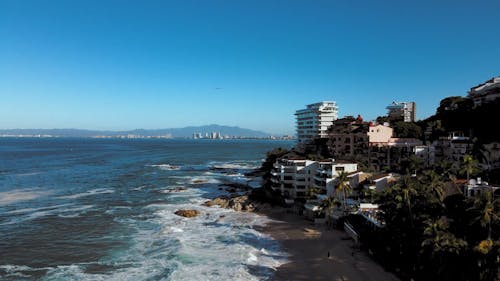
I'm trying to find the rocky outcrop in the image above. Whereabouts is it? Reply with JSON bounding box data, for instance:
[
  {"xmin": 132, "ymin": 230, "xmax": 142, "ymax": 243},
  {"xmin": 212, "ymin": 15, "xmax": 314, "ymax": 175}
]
[
  {"xmin": 174, "ymin": 209, "xmax": 201, "ymax": 218},
  {"xmin": 227, "ymin": 195, "xmax": 254, "ymax": 211},
  {"xmin": 203, "ymin": 196, "xmax": 230, "ymax": 208},
  {"xmin": 203, "ymin": 194, "xmax": 272, "ymax": 212}
]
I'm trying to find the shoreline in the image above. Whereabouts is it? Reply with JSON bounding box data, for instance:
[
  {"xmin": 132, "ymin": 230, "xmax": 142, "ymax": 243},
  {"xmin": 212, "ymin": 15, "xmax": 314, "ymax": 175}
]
[{"xmin": 256, "ymin": 207, "xmax": 399, "ymax": 281}]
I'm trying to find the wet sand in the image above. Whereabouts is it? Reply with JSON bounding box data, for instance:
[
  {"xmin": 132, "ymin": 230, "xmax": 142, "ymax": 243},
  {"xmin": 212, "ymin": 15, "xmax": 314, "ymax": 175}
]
[{"xmin": 258, "ymin": 207, "xmax": 399, "ymax": 281}]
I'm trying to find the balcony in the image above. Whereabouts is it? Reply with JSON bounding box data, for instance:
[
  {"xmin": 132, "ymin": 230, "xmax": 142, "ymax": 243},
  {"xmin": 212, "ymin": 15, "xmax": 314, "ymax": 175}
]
[
  {"xmin": 295, "ymin": 173, "xmax": 306, "ymax": 179},
  {"xmin": 314, "ymin": 175, "xmax": 327, "ymax": 183}
]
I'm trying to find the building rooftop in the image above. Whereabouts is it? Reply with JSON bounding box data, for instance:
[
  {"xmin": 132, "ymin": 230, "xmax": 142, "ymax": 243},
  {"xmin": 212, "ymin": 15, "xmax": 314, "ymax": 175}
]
[{"xmin": 469, "ymin": 76, "xmax": 500, "ymax": 95}]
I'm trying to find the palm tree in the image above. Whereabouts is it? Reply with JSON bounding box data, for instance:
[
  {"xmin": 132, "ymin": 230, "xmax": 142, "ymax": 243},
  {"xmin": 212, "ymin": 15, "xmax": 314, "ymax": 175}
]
[
  {"xmin": 335, "ymin": 171, "xmax": 352, "ymax": 213},
  {"xmin": 422, "ymin": 218, "xmax": 467, "ymax": 255},
  {"xmin": 462, "ymin": 154, "xmax": 479, "ymax": 181},
  {"xmin": 421, "ymin": 170, "xmax": 445, "ymax": 201},
  {"xmin": 397, "ymin": 175, "xmax": 418, "ymax": 228},
  {"xmin": 320, "ymin": 196, "xmax": 340, "ymax": 228},
  {"xmin": 421, "ymin": 218, "xmax": 468, "ymax": 280},
  {"xmin": 437, "ymin": 160, "xmax": 457, "ymax": 182},
  {"xmin": 470, "ymin": 191, "xmax": 499, "ymax": 240},
  {"xmin": 305, "ymin": 186, "xmax": 318, "ymax": 200}
]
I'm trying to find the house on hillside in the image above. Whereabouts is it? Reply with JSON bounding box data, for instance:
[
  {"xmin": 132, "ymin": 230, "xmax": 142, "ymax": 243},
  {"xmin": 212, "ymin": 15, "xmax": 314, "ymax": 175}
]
[{"xmin": 468, "ymin": 76, "xmax": 500, "ymax": 107}]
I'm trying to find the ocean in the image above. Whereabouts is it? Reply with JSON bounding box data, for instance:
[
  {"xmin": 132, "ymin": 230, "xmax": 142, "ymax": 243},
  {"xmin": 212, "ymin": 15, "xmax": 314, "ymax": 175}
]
[{"xmin": 0, "ymin": 138, "xmax": 293, "ymax": 280}]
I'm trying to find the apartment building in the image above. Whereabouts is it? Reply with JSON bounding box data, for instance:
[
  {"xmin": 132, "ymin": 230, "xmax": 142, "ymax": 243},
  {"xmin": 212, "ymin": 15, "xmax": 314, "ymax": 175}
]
[
  {"xmin": 463, "ymin": 178, "xmax": 500, "ymax": 198},
  {"xmin": 386, "ymin": 101, "xmax": 417, "ymax": 122},
  {"xmin": 433, "ymin": 132, "xmax": 473, "ymax": 166},
  {"xmin": 328, "ymin": 116, "xmax": 393, "ymax": 158},
  {"xmin": 414, "ymin": 145, "xmax": 436, "ymax": 167},
  {"xmin": 313, "ymin": 161, "xmax": 358, "ymax": 197},
  {"xmin": 369, "ymin": 138, "xmax": 423, "ymax": 171},
  {"xmin": 272, "ymin": 158, "xmax": 357, "ymax": 200},
  {"xmin": 296, "ymin": 101, "xmax": 338, "ymax": 144},
  {"xmin": 271, "ymin": 159, "xmax": 318, "ymax": 199}
]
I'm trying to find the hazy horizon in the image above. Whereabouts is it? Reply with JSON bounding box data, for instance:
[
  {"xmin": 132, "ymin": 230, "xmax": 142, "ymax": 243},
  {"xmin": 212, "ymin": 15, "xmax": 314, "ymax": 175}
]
[
  {"xmin": 0, "ymin": 124, "xmax": 279, "ymax": 136},
  {"xmin": 1, "ymin": 1, "xmax": 499, "ymax": 135}
]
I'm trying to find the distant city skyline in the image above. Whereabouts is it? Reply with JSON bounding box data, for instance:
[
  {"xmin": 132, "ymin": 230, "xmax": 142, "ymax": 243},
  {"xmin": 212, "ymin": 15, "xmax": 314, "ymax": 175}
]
[{"xmin": 1, "ymin": 0, "xmax": 499, "ymax": 135}]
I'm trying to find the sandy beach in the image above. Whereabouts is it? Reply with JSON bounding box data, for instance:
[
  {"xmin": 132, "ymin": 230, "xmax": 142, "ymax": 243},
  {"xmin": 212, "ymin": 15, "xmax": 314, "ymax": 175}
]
[{"xmin": 258, "ymin": 208, "xmax": 399, "ymax": 281}]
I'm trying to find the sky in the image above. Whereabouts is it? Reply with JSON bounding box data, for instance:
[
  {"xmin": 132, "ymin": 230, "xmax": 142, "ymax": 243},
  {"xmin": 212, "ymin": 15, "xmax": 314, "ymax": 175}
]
[{"xmin": 1, "ymin": 0, "xmax": 499, "ymax": 135}]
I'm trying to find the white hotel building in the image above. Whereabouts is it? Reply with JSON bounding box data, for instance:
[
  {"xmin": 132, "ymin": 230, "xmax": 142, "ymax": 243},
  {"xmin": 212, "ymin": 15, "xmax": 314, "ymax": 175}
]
[
  {"xmin": 271, "ymin": 158, "xmax": 357, "ymax": 200},
  {"xmin": 295, "ymin": 101, "xmax": 338, "ymax": 144}
]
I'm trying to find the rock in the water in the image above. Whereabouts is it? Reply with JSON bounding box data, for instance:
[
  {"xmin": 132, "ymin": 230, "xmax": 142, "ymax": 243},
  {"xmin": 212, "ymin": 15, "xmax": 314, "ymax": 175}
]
[
  {"xmin": 165, "ymin": 187, "xmax": 187, "ymax": 193},
  {"xmin": 204, "ymin": 194, "xmax": 258, "ymax": 212},
  {"xmin": 203, "ymin": 197, "xmax": 229, "ymax": 208},
  {"xmin": 174, "ymin": 209, "xmax": 200, "ymax": 218},
  {"xmin": 192, "ymin": 179, "xmax": 207, "ymax": 184}
]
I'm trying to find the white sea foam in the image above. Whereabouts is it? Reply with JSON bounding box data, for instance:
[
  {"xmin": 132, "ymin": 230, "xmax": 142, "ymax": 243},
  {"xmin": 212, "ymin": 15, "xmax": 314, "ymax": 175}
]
[
  {"xmin": 210, "ymin": 161, "xmax": 260, "ymax": 170},
  {"xmin": 0, "ymin": 264, "xmax": 53, "ymax": 278},
  {"xmin": 148, "ymin": 164, "xmax": 181, "ymax": 170},
  {"xmin": 189, "ymin": 176, "xmax": 221, "ymax": 185},
  {"xmin": 0, "ymin": 189, "xmax": 51, "ymax": 206},
  {"xmin": 148, "ymin": 194, "xmax": 288, "ymax": 280},
  {"xmin": 58, "ymin": 188, "xmax": 115, "ymax": 199},
  {"xmin": 4, "ymin": 203, "xmax": 73, "ymax": 215},
  {"xmin": 0, "ymin": 203, "xmax": 90, "ymax": 226},
  {"xmin": 57, "ymin": 205, "xmax": 94, "ymax": 218},
  {"xmin": 8, "ymin": 191, "xmax": 287, "ymax": 281},
  {"xmin": 132, "ymin": 185, "xmax": 148, "ymax": 191},
  {"xmin": 15, "ymin": 172, "xmax": 43, "ymax": 177}
]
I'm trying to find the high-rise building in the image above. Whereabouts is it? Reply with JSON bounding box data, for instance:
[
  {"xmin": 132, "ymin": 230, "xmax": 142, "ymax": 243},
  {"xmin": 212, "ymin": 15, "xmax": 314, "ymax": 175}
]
[
  {"xmin": 386, "ymin": 101, "xmax": 416, "ymax": 122},
  {"xmin": 295, "ymin": 101, "xmax": 338, "ymax": 144}
]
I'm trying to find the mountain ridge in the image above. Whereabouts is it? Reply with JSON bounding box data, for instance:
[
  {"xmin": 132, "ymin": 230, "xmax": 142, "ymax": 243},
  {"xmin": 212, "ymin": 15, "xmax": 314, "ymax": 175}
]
[{"xmin": 0, "ymin": 125, "xmax": 272, "ymax": 138}]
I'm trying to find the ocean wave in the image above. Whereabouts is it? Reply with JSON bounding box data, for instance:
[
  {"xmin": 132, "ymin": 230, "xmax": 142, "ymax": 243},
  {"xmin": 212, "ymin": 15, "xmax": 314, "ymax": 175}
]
[
  {"xmin": 57, "ymin": 188, "xmax": 115, "ymax": 199},
  {"xmin": 15, "ymin": 171, "xmax": 44, "ymax": 177},
  {"xmin": 148, "ymin": 164, "xmax": 181, "ymax": 171},
  {"xmin": 0, "ymin": 264, "xmax": 53, "ymax": 278},
  {"xmin": 149, "ymin": 199, "xmax": 288, "ymax": 281},
  {"xmin": 0, "ymin": 203, "xmax": 95, "ymax": 226},
  {"xmin": 4, "ymin": 203, "xmax": 73, "ymax": 215},
  {"xmin": 0, "ymin": 189, "xmax": 51, "ymax": 206},
  {"xmin": 209, "ymin": 161, "xmax": 260, "ymax": 170},
  {"xmin": 57, "ymin": 205, "xmax": 94, "ymax": 218}
]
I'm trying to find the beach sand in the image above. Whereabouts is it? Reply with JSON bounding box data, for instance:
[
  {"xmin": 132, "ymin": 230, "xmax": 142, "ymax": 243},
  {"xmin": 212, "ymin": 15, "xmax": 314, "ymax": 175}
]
[{"xmin": 258, "ymin": 207, "xmax": 399, "ymax": 281}]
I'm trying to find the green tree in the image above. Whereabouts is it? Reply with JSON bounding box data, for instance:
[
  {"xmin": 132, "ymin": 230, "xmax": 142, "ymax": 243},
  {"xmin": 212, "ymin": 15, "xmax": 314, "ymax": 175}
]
[
  {"xmin": 334, "ymin": 171, "xmax": 352, "ymax": 213},
  {"xmin": 461, "ymin": 154, "xmax": 480, "ymax": 181},
  {"xmin": 305, "ymin": 186, "xmax": 319, "ymax": 200},
  {"xmin": 420, "ymin": 218, "xmax": 469, "ymax": 281},
  {"xmin": 420, "ymin": 170, "xmax": 445, "ymax": 201},
  {"xmin": 392, "ymin": 121, "xmax": 423, "ymax": 139},
  {"xmin": 469, "ymin": 191, "xmax": 500, "ymax": 240}
]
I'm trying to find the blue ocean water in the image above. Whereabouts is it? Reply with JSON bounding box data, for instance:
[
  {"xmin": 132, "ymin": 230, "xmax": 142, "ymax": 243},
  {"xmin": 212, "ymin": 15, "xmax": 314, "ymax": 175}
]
[{"xmin": 0, "ymin": 138, "xmax": 293, "ymax": 280}]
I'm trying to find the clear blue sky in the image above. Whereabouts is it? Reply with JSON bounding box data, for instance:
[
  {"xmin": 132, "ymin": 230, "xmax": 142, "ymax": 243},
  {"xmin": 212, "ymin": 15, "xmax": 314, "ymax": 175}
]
[{"xmin": 1, "ymin": 0, "xmax": 499, "ymax": 135}]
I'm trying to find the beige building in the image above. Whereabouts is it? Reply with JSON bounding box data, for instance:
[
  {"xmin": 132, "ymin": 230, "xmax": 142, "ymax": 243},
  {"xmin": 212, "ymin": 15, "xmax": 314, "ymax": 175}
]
[
  {"xmin": 368, "ymin": 124, "xmax": 394, "ymax": 144},
  {"xmin": 328, "ymin": 116, "xmax": 393, "ymax": 159}
]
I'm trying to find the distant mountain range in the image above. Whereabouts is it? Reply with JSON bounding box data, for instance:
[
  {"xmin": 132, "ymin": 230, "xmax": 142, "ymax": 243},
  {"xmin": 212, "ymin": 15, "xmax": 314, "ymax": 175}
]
[{"xmin": 0, "ymin": 125, "xmax": 272, "ymax": 138}]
